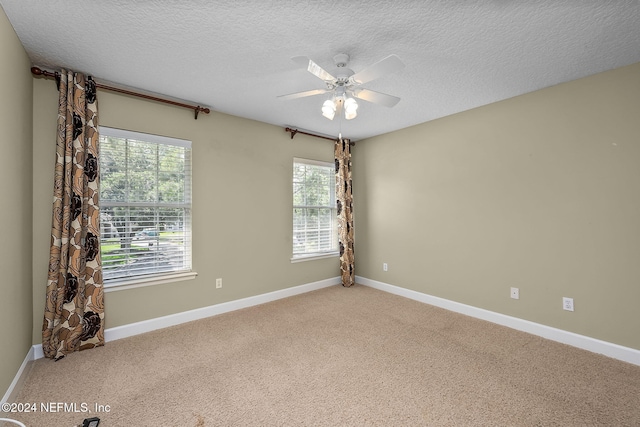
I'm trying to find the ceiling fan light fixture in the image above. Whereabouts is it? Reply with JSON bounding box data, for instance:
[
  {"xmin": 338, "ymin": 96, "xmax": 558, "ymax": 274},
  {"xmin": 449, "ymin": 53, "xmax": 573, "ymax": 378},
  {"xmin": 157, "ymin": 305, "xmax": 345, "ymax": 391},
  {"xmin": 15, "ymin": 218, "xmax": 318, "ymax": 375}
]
[
  {"xmin": 322, "ymin": 99, "xmax": 336, "ymax": 120},
  {"xmin": 344, "ymin": 97, "xmax": 358, "ymax": 120}
]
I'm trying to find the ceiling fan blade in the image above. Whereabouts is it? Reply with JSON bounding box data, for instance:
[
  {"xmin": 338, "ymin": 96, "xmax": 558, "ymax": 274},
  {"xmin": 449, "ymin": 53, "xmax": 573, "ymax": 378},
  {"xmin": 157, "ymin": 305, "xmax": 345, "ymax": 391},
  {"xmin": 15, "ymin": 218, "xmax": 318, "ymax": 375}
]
[
  {"xmin": 350, "ymin": 54, "xmax": 405, "ymax": 85},
  {"xmin": 278, "ymin": 88, "xmax": 330, "ymax": 100},
  {"xmin": 291, "ymin": 56, "xmax": 336, "ymax": 82},
  {"xmin": 352, "ymin": 88, "xmax": 401, "ymax": 107}
]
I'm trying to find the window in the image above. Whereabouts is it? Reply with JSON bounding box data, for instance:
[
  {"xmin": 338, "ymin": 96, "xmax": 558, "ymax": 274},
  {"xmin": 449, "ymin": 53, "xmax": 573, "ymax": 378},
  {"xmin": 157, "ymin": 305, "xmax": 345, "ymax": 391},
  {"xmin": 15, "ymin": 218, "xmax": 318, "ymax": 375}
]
[
  {"xmin": 292, "ymin": 158, "xmax": 338, "ymax": 260},
  {"xmin": 99, "ymin": 127, "xmax": 192, "ymax": 285}
]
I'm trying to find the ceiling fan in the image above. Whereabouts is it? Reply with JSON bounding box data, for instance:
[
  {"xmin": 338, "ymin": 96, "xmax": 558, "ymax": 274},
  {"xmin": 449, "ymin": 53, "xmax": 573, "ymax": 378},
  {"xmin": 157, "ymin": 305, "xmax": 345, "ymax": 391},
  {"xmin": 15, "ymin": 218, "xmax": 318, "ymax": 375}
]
[{"xmin": 278, "ymin": 53, "xmax": 405, "ymax": 120}]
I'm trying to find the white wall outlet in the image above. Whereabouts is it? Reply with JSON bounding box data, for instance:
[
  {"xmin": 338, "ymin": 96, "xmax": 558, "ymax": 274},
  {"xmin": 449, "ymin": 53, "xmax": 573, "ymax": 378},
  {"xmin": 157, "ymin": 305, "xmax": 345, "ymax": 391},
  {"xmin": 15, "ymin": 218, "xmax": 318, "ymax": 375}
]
[
  {"xmin": 510, "ymin": 287, "xmax": 519, "ymax": 299},
  {"xmin": 562, "ymin": 297, "xmax": 574, "ymax": 311},
  {"xmin": 383, "ymin": 263, "xmax": 388, "ymax": 272},
  {"xmin": 216, "ymin": 278, "xmax": 222, "ymax": 289}
]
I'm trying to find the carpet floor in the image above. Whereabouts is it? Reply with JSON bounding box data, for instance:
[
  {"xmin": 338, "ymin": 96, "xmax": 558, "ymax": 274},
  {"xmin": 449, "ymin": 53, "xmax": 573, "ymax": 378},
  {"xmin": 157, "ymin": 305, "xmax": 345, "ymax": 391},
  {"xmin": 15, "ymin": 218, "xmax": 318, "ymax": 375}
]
[{"xmin": 8, "ymin": 284, "xmax": 640, "ymax": 426}]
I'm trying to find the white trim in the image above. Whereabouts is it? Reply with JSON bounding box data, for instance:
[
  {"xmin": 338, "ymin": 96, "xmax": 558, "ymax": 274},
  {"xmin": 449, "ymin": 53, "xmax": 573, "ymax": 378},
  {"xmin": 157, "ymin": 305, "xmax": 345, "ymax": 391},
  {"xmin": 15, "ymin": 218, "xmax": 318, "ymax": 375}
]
[
  {"xmin": 104, "ymin": 271, "xmax": 198, "ymax": 292},
  {"xmin": 18, "ymin": 275, "xmax": 636, "ymax": 401},
  {"xmin": 104, "ymin": 276, "xmax": 339, "ymax": 341},
  {"xmin": 27, "ymin": 277, "xmax": 340, "ymax": 365},
  {"xmin": 33, "ymin": 345, "xmax": 43, "ymax": 360},
  {"xmin": 1, "ymin": 347, "xmax": 35, "ymax": 404},
  {"xmin": 293, "ymin": 157, "xmax": 333, "ymax": 168},
  {"xmin": 99, "ymin": 126, "xmax": 191, "ymax": 148},
  {"xmin": 357, "ymin": 276, "xmax": 640, "ymax": 366},
  {"xmin": 290, "ymin": 252, "xmax": 339, "ymax": 263}
]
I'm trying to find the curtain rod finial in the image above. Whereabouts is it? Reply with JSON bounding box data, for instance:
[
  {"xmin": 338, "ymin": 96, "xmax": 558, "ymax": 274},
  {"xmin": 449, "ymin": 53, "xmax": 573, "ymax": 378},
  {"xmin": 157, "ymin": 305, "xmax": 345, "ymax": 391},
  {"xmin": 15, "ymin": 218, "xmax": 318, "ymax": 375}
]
[
  {"xmin": 194, "ymin": 106, "xmax": 211, "ymax": 120},
  {"xmin": 31, "ymin": 66, "xmax": 43, "ymax": 76}
]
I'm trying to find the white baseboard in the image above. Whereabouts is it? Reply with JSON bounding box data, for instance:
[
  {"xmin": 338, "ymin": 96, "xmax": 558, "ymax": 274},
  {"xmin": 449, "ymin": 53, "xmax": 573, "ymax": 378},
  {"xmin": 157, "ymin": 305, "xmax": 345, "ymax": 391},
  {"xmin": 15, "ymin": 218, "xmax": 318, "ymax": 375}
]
[
  {"xmin": 31, "ymin": 277, "xmax": 340, "ymax": 361},
  {"xmin": 13, "ymin": 274, "xmax": 635, "ymax": 401},
  {"xmin": 10, "ymin": 277, "xmax": 340, "ymax": 402},
  {"xmin": 1, "ymin": 346, "xmax": 35, "ymax": 404},
  {"xmin": 105, "ymin": 276, "xmax": 340, "ymax": 342},
  {"xmin": 357, "ymin": 276, "xmax": 640, "ymax": 366}
]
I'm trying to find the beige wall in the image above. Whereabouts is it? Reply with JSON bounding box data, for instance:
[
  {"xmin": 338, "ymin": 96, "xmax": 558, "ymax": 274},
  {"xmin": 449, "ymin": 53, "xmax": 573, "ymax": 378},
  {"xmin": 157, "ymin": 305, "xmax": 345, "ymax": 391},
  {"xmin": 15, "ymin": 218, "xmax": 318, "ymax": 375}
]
[
  {"xmin": 352, "ymin": 62, "xmax": 640, "ymax": 350},
  {"xmin": 32, "ymin": 79, "xmax": 339, "ymax": 341},
  {"xmin": 0, "ymin": 6, "xmax": 33, "ymax": 397}
]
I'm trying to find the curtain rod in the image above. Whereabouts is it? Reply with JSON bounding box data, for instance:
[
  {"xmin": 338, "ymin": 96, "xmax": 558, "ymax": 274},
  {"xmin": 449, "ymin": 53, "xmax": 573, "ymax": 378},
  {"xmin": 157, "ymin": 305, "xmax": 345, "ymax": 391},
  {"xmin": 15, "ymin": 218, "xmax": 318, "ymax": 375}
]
[
  {"xmin": 285, "ymin": 127, "xmax": 355, "ymax": 146},
  {"xmin": 31, "ymin": 67, "xmax": 210, "ymax": 120}
]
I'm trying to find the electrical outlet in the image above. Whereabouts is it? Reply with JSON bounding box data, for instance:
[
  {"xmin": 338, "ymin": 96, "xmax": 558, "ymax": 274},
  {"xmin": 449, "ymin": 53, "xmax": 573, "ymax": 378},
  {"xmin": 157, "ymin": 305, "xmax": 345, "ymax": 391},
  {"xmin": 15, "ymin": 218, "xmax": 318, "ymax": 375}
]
[
  {"xmin": 216, "ymin": 278, "xmax": 222, "ymax": 289},
  {"xmin": 383, "ymin": 263, "xmax": 388, "ymax": 272},
  {"xmin": 562, "ymin": 297, "xmax": 574, "ymax": 312},
  {"xmin": 510, "ymin": 287, "xmax": 519, "ymax": 299}
]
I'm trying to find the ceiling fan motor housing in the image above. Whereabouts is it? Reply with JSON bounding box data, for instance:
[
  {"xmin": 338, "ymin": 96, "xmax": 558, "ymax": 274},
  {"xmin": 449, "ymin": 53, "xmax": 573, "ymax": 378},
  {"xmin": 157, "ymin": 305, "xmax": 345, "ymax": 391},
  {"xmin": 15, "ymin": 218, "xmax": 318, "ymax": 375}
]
[
  {"xmin": 333, "ymin": 53, "xmax": 350, "ymax": 67},
  {"xmin": 325, "ymin": 68, "xmax": 354, "ymax": 89}
]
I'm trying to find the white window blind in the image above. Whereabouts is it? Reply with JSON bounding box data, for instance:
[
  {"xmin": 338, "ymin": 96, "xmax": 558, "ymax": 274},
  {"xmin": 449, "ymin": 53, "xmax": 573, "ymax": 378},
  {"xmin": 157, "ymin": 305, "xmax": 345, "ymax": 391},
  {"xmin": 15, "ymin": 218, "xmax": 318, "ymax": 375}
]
[
  {"xmin": 293, "ymin": 158, "xmax": 338, "ymax": 257},
  {"xmin": 99, "ymin": 127, "xmax": 192, "ymax": 283}
]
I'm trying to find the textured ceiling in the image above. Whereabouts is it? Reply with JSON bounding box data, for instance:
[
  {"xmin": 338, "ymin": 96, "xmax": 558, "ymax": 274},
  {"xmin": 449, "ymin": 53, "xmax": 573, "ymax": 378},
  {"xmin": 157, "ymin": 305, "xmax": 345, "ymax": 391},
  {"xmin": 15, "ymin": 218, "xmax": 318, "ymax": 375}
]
[{"xmin": 2, "ymin": 1, "xmax": 639, "ymax": 141}]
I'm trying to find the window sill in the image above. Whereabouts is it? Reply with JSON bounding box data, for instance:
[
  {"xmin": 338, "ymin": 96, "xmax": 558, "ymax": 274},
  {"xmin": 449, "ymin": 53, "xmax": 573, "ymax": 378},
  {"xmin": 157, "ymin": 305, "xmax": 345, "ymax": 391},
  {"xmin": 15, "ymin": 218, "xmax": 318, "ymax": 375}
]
[
  {"xmin": 104, "ymin": 271, "xmax": 198, "ymax": 292},
  {"xmin": 290, "ymin": 252, "xmax": 339, "ymax": 263}
]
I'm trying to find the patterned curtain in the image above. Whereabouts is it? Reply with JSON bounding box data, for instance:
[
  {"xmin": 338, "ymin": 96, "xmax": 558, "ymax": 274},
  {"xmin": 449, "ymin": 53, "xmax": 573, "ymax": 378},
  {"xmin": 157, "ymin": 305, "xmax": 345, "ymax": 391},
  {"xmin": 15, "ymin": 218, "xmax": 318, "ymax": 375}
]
[
  {"xmin": 42, "ymin": 70, "xmax": 104, "ymax": 360},
  {"xmin": 335, "ymin": 138, "xmax": 355, "ymax": 287}
]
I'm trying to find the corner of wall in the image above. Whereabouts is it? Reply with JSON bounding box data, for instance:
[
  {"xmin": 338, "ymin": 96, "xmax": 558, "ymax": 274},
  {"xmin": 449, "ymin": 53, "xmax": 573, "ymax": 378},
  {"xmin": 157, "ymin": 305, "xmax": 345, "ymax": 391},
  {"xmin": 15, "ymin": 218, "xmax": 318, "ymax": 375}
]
[{"xmin": 0, "ymin": 5, "xmax": 35, "ymax": 402}]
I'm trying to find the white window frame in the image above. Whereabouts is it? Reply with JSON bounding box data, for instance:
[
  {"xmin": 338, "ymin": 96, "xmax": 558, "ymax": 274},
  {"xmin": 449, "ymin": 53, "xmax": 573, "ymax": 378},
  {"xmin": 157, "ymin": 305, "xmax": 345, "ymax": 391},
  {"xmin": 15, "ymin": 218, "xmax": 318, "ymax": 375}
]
[
  {"xmin": 291, "ymin": 157, "xmax": 339, "ymax": 262},
  {"xmin": 99, "ymin": 127, "xmax": 196, "ymax": 291}
]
